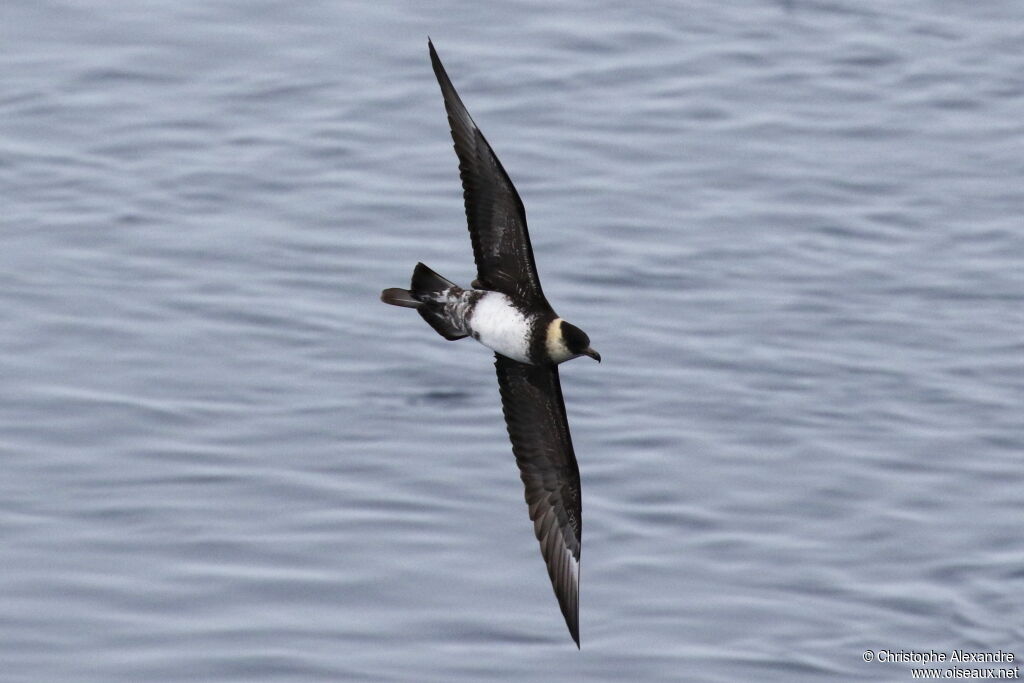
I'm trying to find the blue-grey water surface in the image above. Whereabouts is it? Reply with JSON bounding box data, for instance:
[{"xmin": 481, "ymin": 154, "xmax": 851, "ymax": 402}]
[{"xmin": 2, "ymin": 1, "xmax": 1023, "ymax": 681}]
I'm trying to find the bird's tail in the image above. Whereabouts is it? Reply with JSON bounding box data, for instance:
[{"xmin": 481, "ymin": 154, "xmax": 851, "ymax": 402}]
[
  {"xmin": 380, "ymin": 262, "xmax": 458, "ymax": 308},
  {"xmin": 380, "ymin": 262, "xmax": 468, "ymax": 341},
  {"xmin": 380, "ymin": 287, "xmax": 421, "ymax": 308}
]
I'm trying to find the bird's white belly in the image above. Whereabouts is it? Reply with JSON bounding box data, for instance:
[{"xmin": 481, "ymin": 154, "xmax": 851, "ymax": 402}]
[{"xmin": 468, "ymin": 292, "xmax": 533, "ymax": 363}]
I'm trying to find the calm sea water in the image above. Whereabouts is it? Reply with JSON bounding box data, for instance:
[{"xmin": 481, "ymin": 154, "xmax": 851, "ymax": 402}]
[{"xmin": 2, "ymin": 1, "xmax": 1022, "ymax": 680}]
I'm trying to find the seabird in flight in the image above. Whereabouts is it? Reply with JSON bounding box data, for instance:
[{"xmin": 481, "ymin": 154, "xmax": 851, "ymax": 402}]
[{"xmin": 381, "ymin": 40, "xmax": 600, "ymax": 647}]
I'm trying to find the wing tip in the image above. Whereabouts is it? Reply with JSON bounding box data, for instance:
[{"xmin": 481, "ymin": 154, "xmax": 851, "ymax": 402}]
[
  {"xmin": 566, "ymin": 572, "xmax": 580, "ymax": 648},
  {"xmin": 427, "ymin": 36, "xmax": 464, "ymax": 116},
  {"xmin": 428, "ymin": 37, "xmax": 442, "ymax": 74}
]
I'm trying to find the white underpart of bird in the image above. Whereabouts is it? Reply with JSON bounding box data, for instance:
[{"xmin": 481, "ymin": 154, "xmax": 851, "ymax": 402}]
[{"xmin": 467, "ymin": 292, "xmax": 534, "ymax": 363}]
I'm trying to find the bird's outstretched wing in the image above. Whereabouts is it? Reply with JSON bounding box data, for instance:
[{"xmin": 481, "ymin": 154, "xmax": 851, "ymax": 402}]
[
  {"xmin": 429, "ymin": 40, "xmax": 545, "ymax": 304},
  {"xmin": 494, "ymin": 354, "xmax": 582, "ymax": 646}
]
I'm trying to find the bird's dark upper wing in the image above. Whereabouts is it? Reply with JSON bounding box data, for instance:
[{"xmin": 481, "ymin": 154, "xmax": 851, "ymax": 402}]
[
  {"xmin": 429, "ymin": 40, "xmax": 545, "ymax": 303},
  {"xmin": 494, "ymin": 354, "xmax": 581, "ymax": 647}
]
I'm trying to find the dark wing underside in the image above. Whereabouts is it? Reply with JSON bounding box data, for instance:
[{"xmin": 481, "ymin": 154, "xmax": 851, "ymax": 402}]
[
  {"xmin": 494, "ymin": 354, "xmax": 582, "ymax": 647},
  {"xmin": 429, "ymin": 40, "xmax": 545, "ymax": 304}
]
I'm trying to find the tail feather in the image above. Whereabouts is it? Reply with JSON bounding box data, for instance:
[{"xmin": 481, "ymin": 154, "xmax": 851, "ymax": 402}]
[
  {"xmin": 381, "ymin": 263, "xmax": 468, "ymax": 341},
  {"xmin": 381, "ymin": 288, "xmax": 421, "ymax": 308},
  {"xmin": 418, "ymin": 308, "xmax": 467, "ymax": 340},
  {"xmin": 411, "ymin": 262, "xmax": 458, "ymax": 300}
]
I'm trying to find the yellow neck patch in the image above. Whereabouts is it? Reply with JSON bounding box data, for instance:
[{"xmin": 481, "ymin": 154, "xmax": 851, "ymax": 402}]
[{"xmin": 545, "ymin": 318, "xmax": 572, "ymax": 363}]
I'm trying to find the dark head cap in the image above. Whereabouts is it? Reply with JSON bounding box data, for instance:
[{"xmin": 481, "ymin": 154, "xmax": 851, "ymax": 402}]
[{"xmin": 559, "ymin": 320, "xmax": 601, "ymax": 362}]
